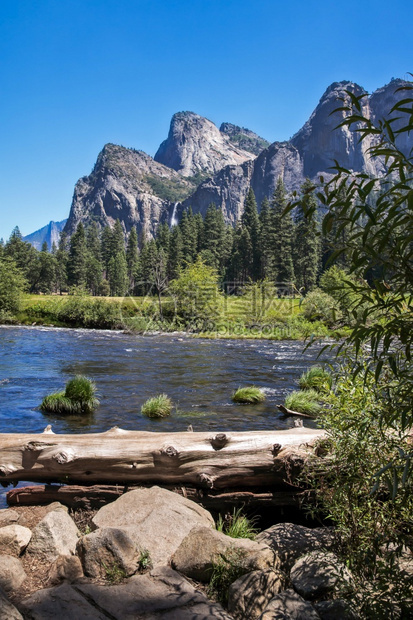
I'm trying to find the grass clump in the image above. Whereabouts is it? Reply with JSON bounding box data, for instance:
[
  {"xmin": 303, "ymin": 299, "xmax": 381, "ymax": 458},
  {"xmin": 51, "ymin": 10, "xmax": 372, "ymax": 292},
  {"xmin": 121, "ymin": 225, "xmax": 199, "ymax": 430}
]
[
  {"xmin": 40, "ymin": 375, "xmax": 99, "ymax": 415},
  {"xmin": 216, "ymin": 507, "xmax": 258, "ymax": 540},
  {"xmin": 285, "ymin": 389, "xmax": 323, "ymax": 416},
  {"xmin": 299, "ymin": 366, "xmax": 333, "ymax": 393},
  {"xmin": 232, "ymin": 386, "xmax": 265, "ymax": 404},
  {"xmin": 208, "ymin": 548, "xmax": 249, "ymax": 605},
  {"xmin": 141, "ymin": 394, "xmax": 172, "ymax": 418},
  {"xmin": 102, "ymin": 561, "xmax": 127, "ymax": 584}
]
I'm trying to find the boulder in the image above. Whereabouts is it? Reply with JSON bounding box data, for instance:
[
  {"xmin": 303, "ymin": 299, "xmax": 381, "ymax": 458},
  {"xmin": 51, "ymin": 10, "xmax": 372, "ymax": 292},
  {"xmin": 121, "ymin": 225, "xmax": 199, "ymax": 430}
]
[
  {"xmin": 76, "ymin": 566, "xmax": 232, "ymax": 619},
  {"xmin": 0, "ymin": 587, "xmax": 24, "ymax": 620},
  {"xmin": 290, "ymin": 551, "xmax": 351, "ymax": 600},
  {"xmin": 256, "ymin": 523, "xmax": 334, "ymax": 570},
  {"xmin": 0, "ymin": 509, "xmax": 19, "ymax": 527},
  {"xmin": 315, "ymin": 599, "xmax": 359, "ymax": 620},
  {"xmin": 19, "ymin": 582, "xmax": 108, "ymax": 619},
  {"xmin": 48, "ymin": 554, "xmax": 84, "ymax": 585},
  {"xmin": 260, "ymin": 589, "xmax": 321, "ymax": 619},
  {"xmin": 0, "ymin": 555, "xmax": 26, "ymax": 591},
  {"xmin": 27, "ymin": 510, "xmax": 80, "ymax": 561},
  {"xmin": 228, "ymin": 569, "xmax": 286, "ymax": 619},
  {"xmin": 91, "ymin": 487, "xmax": 214, "ymax": 567},
  {"xmin": 21, "ymin": 567, "xmax": 232, "ymax": 619},
  {"xmin": 76, "ymin": 527, "xmax": 141, "ymax": 579},
  {"xmin": 0, "ymin": 524, "xmax": 31, "ymax": 555},
  {"xmin": 171, "ymin": 525, "xmax": 275, "ymax": 582},
  {"xmin": 44, "ymin": 502, "xmax": 68, "ymax": 514}
]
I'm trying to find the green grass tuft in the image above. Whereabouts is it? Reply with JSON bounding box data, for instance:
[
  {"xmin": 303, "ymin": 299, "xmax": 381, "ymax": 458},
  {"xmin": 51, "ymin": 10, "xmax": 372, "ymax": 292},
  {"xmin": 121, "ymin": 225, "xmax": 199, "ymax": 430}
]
[
  {"xmin": 232, "ymin": 386, "xmax": 266, "ymax": 404},
  {"xmin": 285, "ymin": 389, "xmax": 323, "ymax": 416},
  {"xmin": 207, "ymin": 548, "xmax": 249, "ymax": 605},
  {"xmin": 40, "ymin": 375, "xmax": 99, "ymax": 415},
  {"xmin": 299, "ymin": 366, "xmax": 333, "ymax": 393},
  {"xmin": 141, "ymin": 394, "xmax": 172, "ymax": 418},
  {"xmin": 216, "ymin": 507, "xmax": 258, "ymax": 540}
]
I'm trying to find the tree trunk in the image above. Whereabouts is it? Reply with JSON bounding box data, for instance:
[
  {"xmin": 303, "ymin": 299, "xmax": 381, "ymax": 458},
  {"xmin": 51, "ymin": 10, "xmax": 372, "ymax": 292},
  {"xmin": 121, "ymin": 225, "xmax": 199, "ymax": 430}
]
[
  {"xmin": 0, "ymin": 426, "xmax": 324, "ymax": 490},
  {"xmin": 6, "ymin": 483, "xmax": 301, "ymax": 511}
]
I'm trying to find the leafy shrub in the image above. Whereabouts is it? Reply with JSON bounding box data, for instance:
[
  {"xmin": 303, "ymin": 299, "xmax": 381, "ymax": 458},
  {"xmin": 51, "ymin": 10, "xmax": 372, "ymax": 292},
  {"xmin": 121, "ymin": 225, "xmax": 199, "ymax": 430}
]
[
  {"xmin": 299, "ymin": 366, "xmax": 333, "ymax": 393},
  {"xmin": 141, "ymin": 394, "xmax": 172, "ymax": 418},
  {"xmin": 232, "ymin": 386, "xmax": 265, "ymax": 404},
  {"xmin": 0, "ymin": 257, "xmax": 26, "ymax": 315},
  {"xmin": 285, "ymin": 389, "xmax": 322, "ymax": 416},
  {"xmin": 302, "ymin": 289, "xmax": 342, "ymax": 325},
  {"xmin": 40, "ymin": 375, "xmax": 99, "ymax": 415},
  {"xmin": 216, "ymin": 507, "xmax": 258, "ymax": 540}
]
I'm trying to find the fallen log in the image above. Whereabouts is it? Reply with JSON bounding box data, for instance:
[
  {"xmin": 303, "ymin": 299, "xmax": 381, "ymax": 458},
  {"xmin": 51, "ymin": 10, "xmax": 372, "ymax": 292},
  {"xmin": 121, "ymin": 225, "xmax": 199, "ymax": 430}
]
[
  {"xmin": 277, "ymin": 404, "xmax": 314, "ymax": 419},
  {"xmin": 6, "ymin": 483, "xmax": 301, "ymax": 511},
  {"xmin": 0, "ymin": 426, "xmax": 324, "ymax": 490}
]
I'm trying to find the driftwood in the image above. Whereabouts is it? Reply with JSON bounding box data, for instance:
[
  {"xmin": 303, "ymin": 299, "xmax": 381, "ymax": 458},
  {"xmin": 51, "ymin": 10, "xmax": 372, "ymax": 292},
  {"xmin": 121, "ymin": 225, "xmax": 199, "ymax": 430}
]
[
  {"xmin": 6, "ymin": 483, "xmax": 301, "ymax": 511},
  {"xmin": 0, "ymin": 426, "xmax": 324, "ymax": 490},
  {"xmin": 277, "ymin": 404, "xmax": 314, "ymax": 419}
]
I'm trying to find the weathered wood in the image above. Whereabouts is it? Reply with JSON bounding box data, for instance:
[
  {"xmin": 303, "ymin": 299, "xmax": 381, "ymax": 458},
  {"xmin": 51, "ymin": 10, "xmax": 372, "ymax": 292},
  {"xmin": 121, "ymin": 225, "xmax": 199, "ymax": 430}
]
[
  {"xmin": 277, "ymin": 404, "xmax": 314, "ymax": 419},
  {"xmin": 0, "ymin": 426, "xmax": 324, "ymax": 490},
  {"xmin": 6, "ymin": 483, "xmax": 301, "ymax": 511}
]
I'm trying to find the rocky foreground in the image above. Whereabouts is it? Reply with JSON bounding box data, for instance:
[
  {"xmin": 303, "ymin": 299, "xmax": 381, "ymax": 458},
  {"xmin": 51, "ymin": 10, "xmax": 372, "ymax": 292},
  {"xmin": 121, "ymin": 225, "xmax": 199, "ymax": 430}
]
[{"xmin": 0, "ymin": 486, "xmax": 370, "ymax": 619}]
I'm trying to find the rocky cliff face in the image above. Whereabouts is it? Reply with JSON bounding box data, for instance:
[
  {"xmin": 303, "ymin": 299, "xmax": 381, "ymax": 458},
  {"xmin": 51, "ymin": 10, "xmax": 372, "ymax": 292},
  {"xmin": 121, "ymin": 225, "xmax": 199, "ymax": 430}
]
[
  {"xmin": 24, "ymin": 219, "xmax": 67, "ymax": 251},
  {"xmin": 64, "ymin": 78, "xmax": 412, "ymax": 238},
  {"xmin": 154, "ymin": 111, "xmax": 255, "ymax": 177},
  {"xmin": 65, "ymin": 144, "xmax": 195, "ymax": 238},
  {"xmin": 219, "ymin": 123, "xmax": 271, "ymax": 156}
]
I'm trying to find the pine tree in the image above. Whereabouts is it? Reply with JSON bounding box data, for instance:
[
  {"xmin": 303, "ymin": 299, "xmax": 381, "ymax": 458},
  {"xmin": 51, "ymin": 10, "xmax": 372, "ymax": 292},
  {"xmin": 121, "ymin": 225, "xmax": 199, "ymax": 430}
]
[
  {"xmin": 55, "ymin": 231, "xmax": 69, "ymax": 294},
  {"xmin": 108, "ymin": 252, "xmax": 128, "ymax": 296},
  {"xmin": 85, "ymin": 223, "xmax": 103, "ymax": 295},
  {"xmin": 168, "ymin": 225, "xmax": 183, "ymax": 280},
  {"xmin": 294, "ymin": 179, "xmax": 321, "ymax": 293},
  {"xmin": 241, "ymin": 188, "xmax": 261, "ymax": 279},
  {"xmin": 259, "ymin": 196, "xmax": 275, "ymax": 280},
  {"xmin": 126, "ymin": 226, "xmax": 139, "ymax": 290},
  {"xmin": 101, "ymin": 226, "xmax": 114, "ymax": 276},
  {"xmin": 270, "ymin": 178, "xmax": 295, "ymax": 284},
  {"xmin": 179, "ymin": 208, "xmax": 198, "ymax": 264},
  {"xmin": 200, "ymin": 204, "xmax": 228, "ymax": 273},
  {"xmin": 67, "ymin": 222, "xmax": 87, "ymax": 288},
  {"xmin": 37, "ymin": 241, "xmax": 56, "ymax": 293}
]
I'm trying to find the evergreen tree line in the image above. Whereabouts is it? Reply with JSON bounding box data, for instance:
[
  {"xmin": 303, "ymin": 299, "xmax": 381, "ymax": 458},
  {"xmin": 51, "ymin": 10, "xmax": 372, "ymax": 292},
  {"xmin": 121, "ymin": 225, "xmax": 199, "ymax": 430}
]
[{"xmin": 1, "ymin": 178, "xmax": 349, "ymax": 297}]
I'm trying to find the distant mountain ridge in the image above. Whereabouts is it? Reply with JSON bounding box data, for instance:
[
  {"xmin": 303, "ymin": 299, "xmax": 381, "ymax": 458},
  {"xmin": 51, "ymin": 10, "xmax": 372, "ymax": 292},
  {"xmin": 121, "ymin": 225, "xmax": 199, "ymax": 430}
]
[
  {"xmin": 23, "ymin": 219, "xmax": 67, "ymax": 250},
  {"xmin": 59, "ymin": 77, "xmax": 412, "ymax": 238}
]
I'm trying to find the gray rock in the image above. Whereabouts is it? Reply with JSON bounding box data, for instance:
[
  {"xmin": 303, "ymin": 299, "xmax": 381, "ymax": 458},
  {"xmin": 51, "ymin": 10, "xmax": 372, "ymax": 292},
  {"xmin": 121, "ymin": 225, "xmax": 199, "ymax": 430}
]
[
  {"xmin": 256, "ymin": 523, "xmax": 334, "ymax": 570},
  {"xmin": 315, "ymin": 599, "xmax": 359, "ymax": 620},
  {"xmin": 0, "ymin": 587, "xmax": 24, "ymax": 620},
  {"xmin": 76, "ymin": 566, "xmax": 231, "ymax": 619},
  {"xmin": 44, "ymin": 502, "xmax": 68, "ymax": 514},
  {"xmin": 171, "ymin": 525, "xmax": 275, "ymax": 582},
  {"xmin": 220, "ymin": 122, "xmax": 270, "ymax": 156},
  {"xmin": 0, "ymin": 555, "xmax": 26, "ymax": 591},
  {"xmin": 260, "ymin": 589, "xmax": 321, "ymax": 619},
  {"xmin": 76, "ymin": 527, "xmax": 141, "ymax": 579},
  {"xmin": 48, "ymin": 554, "xmax": 83, "ymax": 585},
  {"xmin": 92, "ymin": 486, "xmax": 214, "ymax": 567},
  {"xmin": 155, "ymin": 111, "xmax": 254, "ymax": 177},
  {"xmin": 0, "ymin": 510, "xmax": 19, "ymax": 527},
  {"xmin": 290, "ymin": 551, "xmax": 351, "ymax": 600},
  {"xmin": 19, "ymin": 582, "xmax": 108, "ymax": 619},
  {"xmin": 27, "ymin": 510, "xmax": 80, "ymax": 561},
  {"xmin": 0, "ymin": 524, "xmax": 32, "ymax": 555},
  {"xmin": 228, "ymin": 569, "xmax": 286, "ymax": 619}
]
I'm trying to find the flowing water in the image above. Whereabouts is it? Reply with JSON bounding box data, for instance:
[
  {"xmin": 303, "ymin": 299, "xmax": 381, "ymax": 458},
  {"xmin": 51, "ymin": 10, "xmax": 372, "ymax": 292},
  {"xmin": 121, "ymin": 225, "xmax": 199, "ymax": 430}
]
[{"xmin": 0, "ymin": 325, "xmax": 330, "ymax": 505}]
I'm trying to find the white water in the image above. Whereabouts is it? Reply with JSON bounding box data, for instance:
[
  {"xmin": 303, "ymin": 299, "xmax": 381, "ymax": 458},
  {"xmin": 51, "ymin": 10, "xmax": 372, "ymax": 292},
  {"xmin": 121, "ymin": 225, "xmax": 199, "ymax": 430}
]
[{"xmin": 170, "ymin": 202, "xmax": 178, "ymax": 227}]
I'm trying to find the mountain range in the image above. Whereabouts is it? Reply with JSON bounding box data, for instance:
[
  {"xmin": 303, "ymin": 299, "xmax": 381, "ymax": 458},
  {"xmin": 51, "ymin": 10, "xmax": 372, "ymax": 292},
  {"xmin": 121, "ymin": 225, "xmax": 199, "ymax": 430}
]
[{"xmin": 25, "ymin": 78, "xmax": 411, "ymax": 246}]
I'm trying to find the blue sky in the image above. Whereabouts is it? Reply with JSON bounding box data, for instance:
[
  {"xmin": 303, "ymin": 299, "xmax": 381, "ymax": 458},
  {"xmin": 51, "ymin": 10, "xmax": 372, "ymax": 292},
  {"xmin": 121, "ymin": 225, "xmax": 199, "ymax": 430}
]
[{"xmin": 0, "ymin": 0, "xmax": 411, "ymax": 240}]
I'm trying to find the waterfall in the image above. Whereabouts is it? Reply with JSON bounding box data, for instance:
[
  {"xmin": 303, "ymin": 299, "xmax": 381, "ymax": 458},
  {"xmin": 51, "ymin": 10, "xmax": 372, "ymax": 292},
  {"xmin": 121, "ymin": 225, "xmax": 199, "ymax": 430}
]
[{"xmin": 170, "ymin": 202, "xmax": 178, "ymax": 227}]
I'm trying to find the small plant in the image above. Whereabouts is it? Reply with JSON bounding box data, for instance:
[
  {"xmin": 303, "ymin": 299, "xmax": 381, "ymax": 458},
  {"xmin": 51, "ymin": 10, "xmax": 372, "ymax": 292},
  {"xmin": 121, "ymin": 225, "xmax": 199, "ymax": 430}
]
[
  {"xmin": 216, "ymin": 507, "xmax": 258, "ymax": 540},
  {"xmin": 137, "ymin": 548, "xmax": 152, "ymax": 572},
  {"xmin": 232, "ymin": 386, "xmax": 265, "ymax": 404},
  {"xmin": 285, "ymin": 389, "xmax": 323, "ymax": 416},
  {"xmin": 299, "ymin": 366, "xmax": 333, "ymax": 393},
  {"xmin": 40, "ymin": 375, "xmax": 99, "ymax": 415},
  {"xmin": 102, "ymin": 561, "xmax": 127, "ymax": 584},
  {"xmin": 208, "ymin": 548, "xmax": 249, "ymax": 605},
  {"xmin": 141, "ymin": 394, "xmax": 172, "ymax": 418}
]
